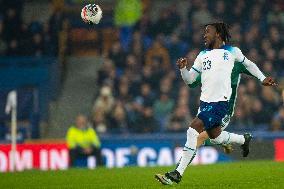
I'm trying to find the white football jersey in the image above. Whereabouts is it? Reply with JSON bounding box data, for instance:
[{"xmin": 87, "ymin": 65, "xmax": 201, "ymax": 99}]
[{"xmin": 192, "ymin": 45, "xmax": 247, "ymax": 103}]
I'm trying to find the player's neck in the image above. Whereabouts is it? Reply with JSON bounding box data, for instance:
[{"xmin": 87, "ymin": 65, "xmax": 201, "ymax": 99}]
[{"xmin": 212, "ymin": 41, "xmax": 225, "ymax": 49}]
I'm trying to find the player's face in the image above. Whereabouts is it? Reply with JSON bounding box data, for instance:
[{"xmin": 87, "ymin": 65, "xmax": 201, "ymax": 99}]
[{"xmin": 204, "ymin": 25, "xmax": 217, "ymax": 48}]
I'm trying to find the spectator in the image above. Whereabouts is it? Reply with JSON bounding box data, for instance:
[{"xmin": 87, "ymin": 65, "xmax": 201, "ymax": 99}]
[
  {"xmin": 97, "ymin": 59, "xmax": 116, "ymax": 87},
  {"xmin": 66, "ymin": 115, "xmax": 103, "ymax": 167},
  {"xmin": 115, "ymin": 78, "xmax": 132, "ymax": 103},
  {"xmin": 130, "ymin": 31, "xmax": 144, "ymax": 63},
  {"xmin": 108, "ymin": 101, "xmax": 129, "ymax": 133},
  {"xmin": 261, "ymin": 87, "xmax": 280, "ymax": 119},
  {"xmin": 92, "ymin": 86, "xmax": 114, "ymax": 119},
  {"xmin": 250, "ymin": 98, "xmax": 268, "ymax": 128},
  {"xmin": 124, "ymin": 54, "xmax": 141, "ymax": 81},
  {"xmin": 3, "ymin": 8, "xmax": 22, "ymax": 42},
  {"xmin": 135, "ymin": 83, "xmax": 155, "ymax": 108},
  {"xmin": 93, "ymin": 109, "xmax": 108, "ymax": 134},
  {"xmin": 166, "ymin": 104, "xmax": 192, "ymax": 132},
  {"xmin": 30, "ymin": 33, "xmax": 44, "ymax": 57},
  {"xmin": 153, "ymin": 92, "xmax": 175, "ymax": 131},
  {"xmin": 152, "ymin": 6, "xmax": 180, "ymax": 36},
  {"xmin": 166, "ymin": 32, "xmax": 188, "ymax": 65},
  {"xmin": 132, "ymin": 106, "xmax": 158, "ymax": 133},
  {"xmin": 0, "ymin": 20, "xmax": 7, "ymax": 55},
  {"xmin": 192, "ymin": 0, "xmax": 213, "ymax": 25},
  {"xmin": 108, "ymin": 41, "xmax": 126, "ymax": 71},
  {"xmin": 271, "ymin": 106, "xmax": 284, "ymax": 131},
  {"xmin": 145, "ymin": 39, "xmax": 171, "ymax": 71},
  {"xmin": 6, "ymin": 39, "xmax": 19, "ymax": 55}
]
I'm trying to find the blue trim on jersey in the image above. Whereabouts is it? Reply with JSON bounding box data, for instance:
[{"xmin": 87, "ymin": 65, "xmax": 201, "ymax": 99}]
[
  {"xmin": 199, "ymin": 50, "xmax": 207, "ymax": 55},
  {"xmin": 192, "ymin": 67, "xmax": 201, "ymax": 73},
  {"xmin": 202, "ymin": 45, "xmax": 233, "ymax": 52},
  {"xmin": 222, "ymin": 45, "xmax": 234, "ymax": 52}
]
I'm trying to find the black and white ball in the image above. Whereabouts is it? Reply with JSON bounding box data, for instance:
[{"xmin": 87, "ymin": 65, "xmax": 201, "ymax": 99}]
[{"xmin": 81, "ymin": 4, "xmax": 102, "ymax": 25}]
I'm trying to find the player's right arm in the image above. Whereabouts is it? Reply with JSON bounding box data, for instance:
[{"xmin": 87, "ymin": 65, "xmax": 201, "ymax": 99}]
[
  {"xmin": 188, "ymin": 74, "xmax": 201, "ymax": 88},
  {"xmin": 178, "ymin": 54, "xmax": 202, "ymax": 85}
]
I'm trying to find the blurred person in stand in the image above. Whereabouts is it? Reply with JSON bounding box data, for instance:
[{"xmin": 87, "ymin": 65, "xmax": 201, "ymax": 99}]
[
  {"xmin": 0, "ymin": 20, "xmax": 7, "ymax": 55},
  {"xmin": 29, "ymin": 33, "xmax": 44, "ymax": 57},
  {"xmin": 271, "ymin": 106, "xmax": 284, "ymax": 131},
  {"xmin": 108, "ymin": 41, "xmax": 126, "ymax": 72},
  {"xmin": 66, "ymin": 114, "xmax": 103, "ymax": 167},
  {"xmin": 6, "ymin": 39, "xmax": 20, "ymax": 55},
  {"xmin": 107, "ymin": 101, "xmax": 129, "ymax": 134},
  {"xmin": 166, "ymin": 104, "xmax": 192, "ymax": 132},
  {"xmin": 260, "ymin": 87, "xmax": 280, "ymax": 120},
  {"xmin": 191, "ymin": 0, "xmax": 213, "ymax": 25},
  {"xmin": 93, "ymin": 86, "xmax": 114, "ymax": 116},
  {"xmin": 92, "ymin": 86, "xmax": 114, "ymax": 132},
  {"xmin": 145, "ymin": 39, "xmax": 171, "ymax": 71},
  {"xmin": 153, "ymin": 92, "xmax": 175, "ymax": 131},
  {"xmin": 92, "ymin": 109, "xmax": 108, "ymax": 134},
  {"xmin": 152, "ymin": 5, "xmax": 181, "ymax": 37},
  {"xmin": 3, "ymin": 7, "xmax": 22, "ymax": 42},
  {"xmin": 250, "ymin": 98, "xmax": 268, "ymax": 129},
  {"xmin": 97, "ymin": 59, "xmax": 116, "ymax": 87},
  {"xmin": 134, "ymin": 105, "xmax": 158, "ymax": 133},
  {"xmin": 166, "ymin": 32, "xmax": 188, "ymax": 66},
  {"xmin": 276, "ymin": 48, "xmax": 284, "ymax": 75},
  {"xmin": 135, "ymin": 83, "xmax": 156, "ymax": 108},
  {"xmin": 115, "ymin": 76, "xmax": 132, "ymax": 104}
]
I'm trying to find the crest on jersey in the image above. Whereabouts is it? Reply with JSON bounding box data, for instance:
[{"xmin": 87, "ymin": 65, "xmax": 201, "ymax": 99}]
[{"xmin": 223, "ymin": 52, "xmax": 229, "ymax": 60}]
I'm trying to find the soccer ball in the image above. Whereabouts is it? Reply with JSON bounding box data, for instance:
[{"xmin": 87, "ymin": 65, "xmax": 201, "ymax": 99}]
[{"xmin": 81, "ymin": 4, "xmax": 103, "ymax": 25}]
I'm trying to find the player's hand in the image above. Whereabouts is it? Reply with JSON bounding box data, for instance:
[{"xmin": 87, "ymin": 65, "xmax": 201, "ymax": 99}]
[
  {"xmin": 262, "ymin": 77, "xmax": 277, "ymax": 86},
  {"xmin": 176, "ymin": 57, "xmax": 188, "ymax": 69}
]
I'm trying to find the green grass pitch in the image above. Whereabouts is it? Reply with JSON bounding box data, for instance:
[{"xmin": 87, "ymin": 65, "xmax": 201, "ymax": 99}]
[{"xmin": 1, "ymin": 161, "xmax": 284, "ymax": 189}]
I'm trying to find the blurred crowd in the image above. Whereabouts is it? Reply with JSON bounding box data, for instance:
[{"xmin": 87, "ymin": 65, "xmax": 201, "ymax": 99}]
[
  {"xmin": 1, "ymin": 0, "xmax": 284, "ymax": 135},
  {"xmin": 92, "ymin": 0, "xmax": 284, "ymax": 134},
  {"xmin": 0, "ymin": 0, "xmax": 61, "ymax": 57}
]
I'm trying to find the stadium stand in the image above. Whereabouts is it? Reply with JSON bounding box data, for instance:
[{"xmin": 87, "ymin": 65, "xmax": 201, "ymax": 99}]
[{"xmin": 0, "ymin": 0, "xmax": 283, "ymax": 141}]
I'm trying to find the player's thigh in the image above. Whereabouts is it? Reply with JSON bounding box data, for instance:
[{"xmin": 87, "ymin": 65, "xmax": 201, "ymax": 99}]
[
  {"xmin": 189, "ymin": 117, "xmax": 204, "ymax": 133},
  {"xmin": 206, "ymin": 126, "xmax": 222, "ymax": 139}
]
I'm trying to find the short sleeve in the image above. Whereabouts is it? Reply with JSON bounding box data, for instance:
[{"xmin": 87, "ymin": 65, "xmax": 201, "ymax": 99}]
[
  {"xmin": 191, "ymin": 52, "xmax": 203, "ymax": 73},
  {"xmin": 233, "ymin": 47, "xmax": 245, "ymax": 63}
]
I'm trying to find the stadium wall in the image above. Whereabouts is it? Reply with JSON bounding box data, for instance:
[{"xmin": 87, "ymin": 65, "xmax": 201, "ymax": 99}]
[{"xmin": 0, "ymin": 135, "xmax": 283, "ymax": 172}]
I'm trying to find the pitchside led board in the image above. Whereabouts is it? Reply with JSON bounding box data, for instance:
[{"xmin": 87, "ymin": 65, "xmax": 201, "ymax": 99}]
[{"xmin": 0, "ymin": 138, "xmax": 283, "ymax": 172}]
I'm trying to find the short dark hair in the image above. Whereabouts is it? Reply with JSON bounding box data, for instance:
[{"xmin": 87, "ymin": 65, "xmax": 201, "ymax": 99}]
[{"xmin": 206, "ymin": 22, "xmax": 231, "ymax": 43}]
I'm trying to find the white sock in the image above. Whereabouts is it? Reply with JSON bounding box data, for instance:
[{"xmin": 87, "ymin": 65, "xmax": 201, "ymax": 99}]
[
  {"xmin": 210, "ymin": 131, "xmax": 245, "ymax": 145},
  {"xmin": 226, "ymin": 132, "xmax": 245, "ymax": 145},
  {"xmin": 176, "ymin": 127, "xmax": 199, "ymax": 176}
]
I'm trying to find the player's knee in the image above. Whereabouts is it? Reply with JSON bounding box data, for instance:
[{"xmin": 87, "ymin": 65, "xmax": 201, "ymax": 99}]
[
  {"xmin": 210, "ymin": 134, "xmax": 223, "ymax": 145},
  {"xmin": 190, "ymin": 119, "xmax": 204, "ymax": 133},
  {"xmin": 198, "ymin": 132, "xmax": 208, "ymax": 142}
]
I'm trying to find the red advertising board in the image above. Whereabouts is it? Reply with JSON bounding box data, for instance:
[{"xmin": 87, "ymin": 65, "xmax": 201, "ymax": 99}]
[
  {"xmin": 1, "ymin": 139, "xmax": 279, "ymax": 172},
  {"xmin": 0, "ymin": 143, "xmax": 68, "ymax": 172},
  {"xmin": 274, "ymin": 139, "xmax": 284, "ymax": 162}
]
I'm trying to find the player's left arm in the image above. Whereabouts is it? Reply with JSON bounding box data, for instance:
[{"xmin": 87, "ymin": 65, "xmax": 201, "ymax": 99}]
[{"xmin": 234, "ymin": 47, "xmax": 277, "ymax": 86}]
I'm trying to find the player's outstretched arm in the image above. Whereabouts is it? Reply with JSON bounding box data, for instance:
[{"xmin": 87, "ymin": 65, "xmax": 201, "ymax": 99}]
[
  {"xmin": 177, "ymin": 57, "xmax": 200, "ymax": 85},
  {"xmin": 235, "ymin": 47, "xmax": 277, "ymax": 86},
  {"xmin": 242, "ymin": 59, "xmax": 277, "ymax": 86}
]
